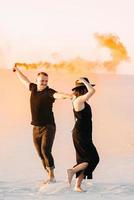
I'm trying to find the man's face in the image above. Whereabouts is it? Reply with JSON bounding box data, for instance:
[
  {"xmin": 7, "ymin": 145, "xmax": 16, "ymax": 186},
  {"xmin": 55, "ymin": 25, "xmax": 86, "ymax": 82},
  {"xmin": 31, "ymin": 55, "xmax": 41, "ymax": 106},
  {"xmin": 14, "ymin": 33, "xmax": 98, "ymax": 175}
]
[{"xmin": 36, "ymin": 75, "xmax": 48, "ymax": 88}]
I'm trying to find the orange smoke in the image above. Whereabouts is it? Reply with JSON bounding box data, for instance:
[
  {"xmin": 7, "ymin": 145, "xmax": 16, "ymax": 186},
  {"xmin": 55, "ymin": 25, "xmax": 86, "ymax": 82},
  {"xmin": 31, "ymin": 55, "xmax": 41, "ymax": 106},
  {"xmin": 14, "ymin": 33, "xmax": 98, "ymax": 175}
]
[
  {"xmin": 95, "ymin": 33, "xmax": 129, "ymax": 71},
  {"xmin": 15, "ymin": 33, "xmax": 129, "ymax": 73},
  {"xmin": 15, "ymin": 59, "xmax": 98, "ymax": 73}
]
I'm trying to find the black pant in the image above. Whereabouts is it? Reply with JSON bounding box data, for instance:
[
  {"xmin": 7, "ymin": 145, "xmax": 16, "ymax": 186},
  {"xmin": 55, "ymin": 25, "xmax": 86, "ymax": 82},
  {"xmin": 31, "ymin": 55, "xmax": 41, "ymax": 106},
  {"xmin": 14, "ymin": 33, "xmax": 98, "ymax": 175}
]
[{"xmin": 33, "ymin": 125, "xmax": 56, "ymax": 171}]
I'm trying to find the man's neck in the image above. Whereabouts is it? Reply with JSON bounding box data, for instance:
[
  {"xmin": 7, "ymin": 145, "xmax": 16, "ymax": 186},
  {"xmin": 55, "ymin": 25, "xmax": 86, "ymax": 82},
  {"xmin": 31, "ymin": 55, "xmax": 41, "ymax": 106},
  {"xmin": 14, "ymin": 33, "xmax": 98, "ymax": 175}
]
[{"xmin": 37, "ymin": 85, "xmax": 47, "ymax": 91}]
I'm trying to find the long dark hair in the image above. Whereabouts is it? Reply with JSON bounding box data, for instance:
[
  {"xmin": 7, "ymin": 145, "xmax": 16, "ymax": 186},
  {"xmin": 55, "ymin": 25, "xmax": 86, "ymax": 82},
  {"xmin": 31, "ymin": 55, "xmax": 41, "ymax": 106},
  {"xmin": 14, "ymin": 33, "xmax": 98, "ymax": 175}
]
[{"xmin": 73, "ymin": 86, "xmax": 88, "ymax": 97}]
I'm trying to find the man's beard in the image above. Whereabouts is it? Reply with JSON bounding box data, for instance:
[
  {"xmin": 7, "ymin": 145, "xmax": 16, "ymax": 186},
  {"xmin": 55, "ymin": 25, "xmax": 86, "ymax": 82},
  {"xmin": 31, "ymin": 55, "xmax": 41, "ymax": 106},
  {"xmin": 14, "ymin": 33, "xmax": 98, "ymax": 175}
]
[{"xmin": 40, "ymin": 84, "xmax": 47, "ymax": 87}]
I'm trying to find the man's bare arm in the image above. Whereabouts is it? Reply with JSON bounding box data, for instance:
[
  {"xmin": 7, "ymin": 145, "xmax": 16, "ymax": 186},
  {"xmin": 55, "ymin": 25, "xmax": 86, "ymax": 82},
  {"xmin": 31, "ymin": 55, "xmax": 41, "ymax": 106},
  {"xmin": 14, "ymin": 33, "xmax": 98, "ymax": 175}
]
[
  {"xmin": 13, "ymin": 64, "xmax": 31, "ymax": 89},
  {"xmin": 53, "ymin": 92, "xmax": 73, "ymax": 99}
]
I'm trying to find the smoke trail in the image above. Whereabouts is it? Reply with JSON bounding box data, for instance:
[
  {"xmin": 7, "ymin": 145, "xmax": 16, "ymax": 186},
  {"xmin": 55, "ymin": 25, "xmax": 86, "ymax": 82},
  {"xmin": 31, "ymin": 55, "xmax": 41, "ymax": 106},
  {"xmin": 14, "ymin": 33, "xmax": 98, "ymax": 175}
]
[
  {"xmin": 15, "ymin": 59, "xmax": 98, "ymax": 73},
  {"xmin": 15, "ymin": 33, "xmax": 129, "ymax": 73},
  {"xmin": 95, "ymin": 33, "xmax": 129, "ymax": 71}
]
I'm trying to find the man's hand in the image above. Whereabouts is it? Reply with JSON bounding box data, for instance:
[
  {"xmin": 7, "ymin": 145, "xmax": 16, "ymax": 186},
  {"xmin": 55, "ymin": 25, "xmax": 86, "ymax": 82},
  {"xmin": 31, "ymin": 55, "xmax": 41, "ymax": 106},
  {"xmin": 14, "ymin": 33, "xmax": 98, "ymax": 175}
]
[
  {"xmin": 12, "ymin": 64, "xmax": 30, "ymax": 89},
  {"xmin": 12, "ymin": 63, "xmax": 17, "ymax": 72}
]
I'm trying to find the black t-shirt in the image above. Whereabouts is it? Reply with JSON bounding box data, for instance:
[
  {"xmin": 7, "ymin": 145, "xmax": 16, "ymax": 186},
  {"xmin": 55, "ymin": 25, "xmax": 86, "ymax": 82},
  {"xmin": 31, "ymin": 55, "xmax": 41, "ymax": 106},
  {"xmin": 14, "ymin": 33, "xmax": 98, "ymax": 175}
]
[{"xmin": 29, "ymin": 83, "xmax": 57, "ymax": 126}]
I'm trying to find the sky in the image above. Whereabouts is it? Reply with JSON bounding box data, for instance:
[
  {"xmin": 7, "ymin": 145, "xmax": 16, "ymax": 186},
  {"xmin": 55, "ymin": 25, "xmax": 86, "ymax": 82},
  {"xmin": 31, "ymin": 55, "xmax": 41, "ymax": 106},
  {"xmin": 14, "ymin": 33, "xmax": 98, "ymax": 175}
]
[{"xmin": 0, "ymin": 0, "xmax": 134, "ymax": 74}]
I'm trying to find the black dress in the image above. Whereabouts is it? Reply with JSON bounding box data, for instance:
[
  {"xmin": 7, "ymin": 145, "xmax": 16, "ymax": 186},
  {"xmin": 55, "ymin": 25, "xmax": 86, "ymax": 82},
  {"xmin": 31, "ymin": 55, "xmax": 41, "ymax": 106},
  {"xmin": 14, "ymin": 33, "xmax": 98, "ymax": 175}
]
[{"xmin": 72, "ymin": 102, "xmax": 99, "ymax": 179}]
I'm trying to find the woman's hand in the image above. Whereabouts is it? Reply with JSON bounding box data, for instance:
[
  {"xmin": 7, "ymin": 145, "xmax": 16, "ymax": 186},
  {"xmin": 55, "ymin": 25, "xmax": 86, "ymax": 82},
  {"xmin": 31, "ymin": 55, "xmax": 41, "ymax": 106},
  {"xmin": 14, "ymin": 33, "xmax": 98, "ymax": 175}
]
[{"xmin": 78, "ymin": 77, "xmax": 89, "ymax": 84}]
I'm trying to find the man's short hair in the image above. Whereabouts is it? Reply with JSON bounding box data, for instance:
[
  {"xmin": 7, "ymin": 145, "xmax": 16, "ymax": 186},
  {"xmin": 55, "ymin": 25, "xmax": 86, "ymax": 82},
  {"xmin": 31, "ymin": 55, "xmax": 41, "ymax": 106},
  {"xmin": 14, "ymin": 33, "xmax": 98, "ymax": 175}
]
[{"xmin": 37, "ymin": 72, "xmax": 48, "ymax": 77}]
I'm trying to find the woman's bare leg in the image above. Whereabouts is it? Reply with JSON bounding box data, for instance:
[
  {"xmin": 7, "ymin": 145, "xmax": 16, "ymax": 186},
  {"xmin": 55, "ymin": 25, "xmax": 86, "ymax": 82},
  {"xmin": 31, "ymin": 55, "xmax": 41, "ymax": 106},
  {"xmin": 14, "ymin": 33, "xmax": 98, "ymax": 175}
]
[
  {"xmin": 74, "ymin": 172, "xmax": 85, "ymax": 192},
  {"xmin": 67, "ymin": 162, "xmax": 88, "ymax": 186}
]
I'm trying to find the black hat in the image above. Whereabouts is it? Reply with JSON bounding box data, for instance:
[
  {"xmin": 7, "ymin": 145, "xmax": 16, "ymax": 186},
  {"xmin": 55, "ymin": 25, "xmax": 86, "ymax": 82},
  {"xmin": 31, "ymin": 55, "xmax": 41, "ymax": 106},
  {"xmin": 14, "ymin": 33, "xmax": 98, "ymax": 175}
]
[{"xmin": 72, "ymin": 77, "xmax": 95, "ymax": 91}]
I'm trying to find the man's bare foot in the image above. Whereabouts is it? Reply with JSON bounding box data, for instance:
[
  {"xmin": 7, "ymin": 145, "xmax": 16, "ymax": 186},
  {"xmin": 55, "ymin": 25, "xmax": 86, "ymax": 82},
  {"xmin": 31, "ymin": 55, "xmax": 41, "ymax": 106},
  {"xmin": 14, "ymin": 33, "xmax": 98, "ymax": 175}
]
[
  {"xmin": 87, "ymin": 180, "xmax": 93, "ymax": 186},
  {"xmin": 74, "ymin": 186, "xmax": 85, "ymax": 192},
  {"xmin": 67, "ymin": 169, "xmax": 74, "ymax": 186}
]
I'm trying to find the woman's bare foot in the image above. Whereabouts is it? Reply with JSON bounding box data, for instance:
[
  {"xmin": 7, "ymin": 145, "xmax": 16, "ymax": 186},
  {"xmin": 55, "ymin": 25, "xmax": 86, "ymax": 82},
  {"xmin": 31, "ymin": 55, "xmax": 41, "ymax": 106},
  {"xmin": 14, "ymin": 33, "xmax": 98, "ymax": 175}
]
[
  {"xmin": 67, "ymin": 169, "xmax": 74, "ymax": 186},
  {"xmin": 74, "ymin": 186, "xmax": 85, "ymax": 192}
]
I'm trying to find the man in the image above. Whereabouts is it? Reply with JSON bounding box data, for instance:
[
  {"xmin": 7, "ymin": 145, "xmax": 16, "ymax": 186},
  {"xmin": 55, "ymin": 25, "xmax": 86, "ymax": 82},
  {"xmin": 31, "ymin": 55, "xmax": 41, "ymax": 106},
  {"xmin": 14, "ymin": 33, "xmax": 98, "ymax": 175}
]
[{"xmin": 13, "ymin": 64, "xmax": 71, "ymax": 183}]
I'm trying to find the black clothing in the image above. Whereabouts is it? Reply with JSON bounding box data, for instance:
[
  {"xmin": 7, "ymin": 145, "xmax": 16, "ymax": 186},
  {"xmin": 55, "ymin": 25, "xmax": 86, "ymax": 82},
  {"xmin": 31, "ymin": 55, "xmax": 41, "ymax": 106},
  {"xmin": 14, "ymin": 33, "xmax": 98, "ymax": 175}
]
[
  {"xmin": 33, "ymin": 125, "xmax": 56, "ymax": 169},
  {"xmin": 29, "ymin": 83, "xmax": 57, "ymax": 170},
  {"xmin": 29, "ymin": 83, "xmax": 56, "ymax": 126},
  {"xmin": 72, "ymin": 102, "xmax": 99, "ymax": 179}
]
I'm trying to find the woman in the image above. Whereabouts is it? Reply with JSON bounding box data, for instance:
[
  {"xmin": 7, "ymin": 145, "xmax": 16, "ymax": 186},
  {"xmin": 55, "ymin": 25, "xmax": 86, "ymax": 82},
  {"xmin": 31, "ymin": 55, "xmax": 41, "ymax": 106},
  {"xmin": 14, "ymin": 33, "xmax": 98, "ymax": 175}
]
[{"xmin": 67, "ymin": 77, "xmax": 99, "ymax": 192}]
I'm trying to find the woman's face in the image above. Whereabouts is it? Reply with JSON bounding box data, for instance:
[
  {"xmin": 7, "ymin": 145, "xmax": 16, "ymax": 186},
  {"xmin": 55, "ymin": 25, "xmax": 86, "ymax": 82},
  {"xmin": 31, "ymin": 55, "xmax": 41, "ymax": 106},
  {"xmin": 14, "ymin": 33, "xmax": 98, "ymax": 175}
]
[
  {"xmin": 73, "ymin": 87, "xmax": 88, "ymax": 97},
  {"xmin": 73, "ymin": 90, "xmax": 80, "ymax": 97}
]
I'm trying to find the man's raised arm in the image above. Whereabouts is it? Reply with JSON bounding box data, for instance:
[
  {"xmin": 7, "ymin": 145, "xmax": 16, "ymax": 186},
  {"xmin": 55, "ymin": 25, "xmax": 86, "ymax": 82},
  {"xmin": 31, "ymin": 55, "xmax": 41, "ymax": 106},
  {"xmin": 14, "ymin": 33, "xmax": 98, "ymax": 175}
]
[{"xmin": 13, "ymin": 64, "xmax": 31, "ymax": 89}]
